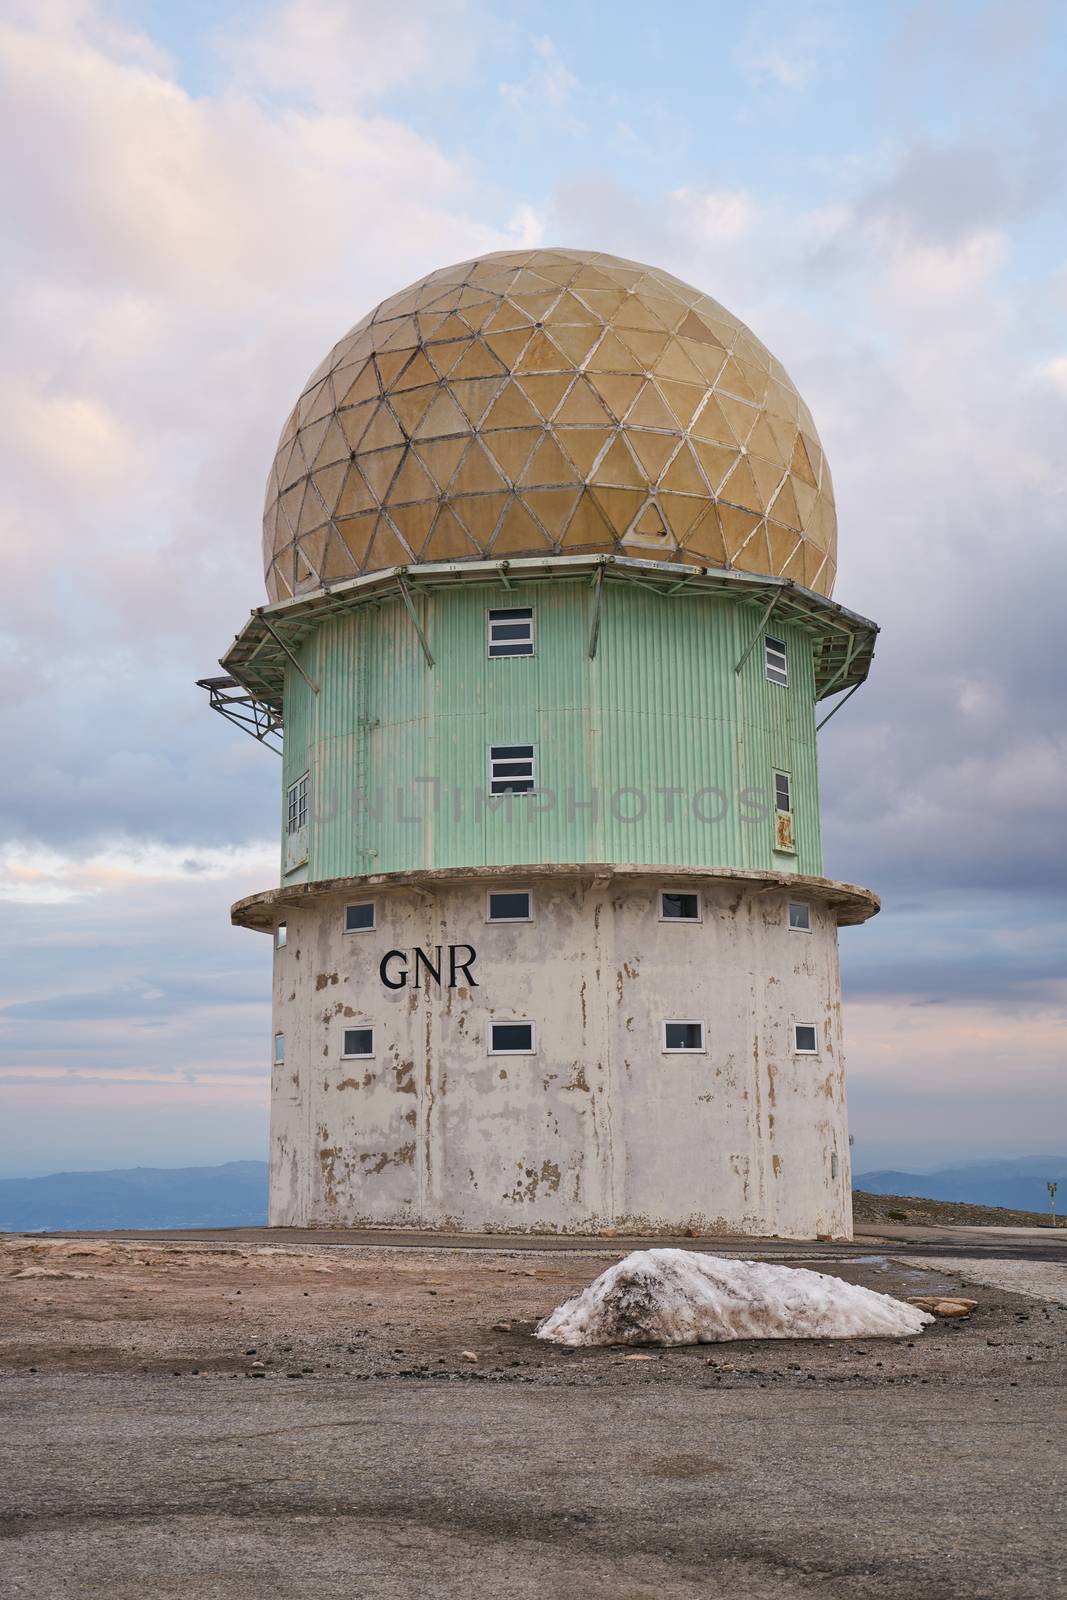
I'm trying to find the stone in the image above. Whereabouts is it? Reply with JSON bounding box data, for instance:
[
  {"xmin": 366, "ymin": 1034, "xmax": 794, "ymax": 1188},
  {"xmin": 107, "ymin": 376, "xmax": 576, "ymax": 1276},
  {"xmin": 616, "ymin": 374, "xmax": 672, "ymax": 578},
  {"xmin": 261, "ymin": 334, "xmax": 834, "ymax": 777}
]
[
  {"xmin": 14, "ymin": 1266, "xmax": 90, "ymax": 1280},
  {"xmin": 907, "ymin": 1296, "xmax": 977, "ymax": 1316}
]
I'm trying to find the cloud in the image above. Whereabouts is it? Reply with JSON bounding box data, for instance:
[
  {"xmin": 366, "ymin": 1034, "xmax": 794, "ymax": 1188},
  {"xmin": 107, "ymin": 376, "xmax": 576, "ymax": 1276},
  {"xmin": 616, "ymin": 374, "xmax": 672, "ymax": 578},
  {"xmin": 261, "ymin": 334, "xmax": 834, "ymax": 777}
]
[
  {"xmin": 1035, "ymin": 354, "xmax": 1067, "ymax": 395},
  {"xmin": 846, "ymin": 993, "xmax": 1066, "ymax": 1168},
  {"xmin": 0, "ymin": 2, "xmax": 532, "ymax": 854},
  {"xmin": 0, "ymin": 838, "xmax": 275, "ymax": 1173},
  {"xmin": 858, "ymin": 137, "xmax": 1063, "ymax": 245},
  {"xmin": 673, "ymin": 187, "xmax": 757, "ymax": 244},
  {"xmin": 0, "ymin": 840, "xmax": 276, "ymax": 905},
  {"xmin": 743, "ymin": 50, "xmax": 815, "ymax": 90},
  {"xmin": 736, "ymin": 4, "xmax": 820, "ymax": 92},
  {"xmin": 218, "ymin": 0, "xmax": 478, "ymax": 111},
  {"xmin": 498, "ymin": 34, "xmax": 580, "ymax": 127}
]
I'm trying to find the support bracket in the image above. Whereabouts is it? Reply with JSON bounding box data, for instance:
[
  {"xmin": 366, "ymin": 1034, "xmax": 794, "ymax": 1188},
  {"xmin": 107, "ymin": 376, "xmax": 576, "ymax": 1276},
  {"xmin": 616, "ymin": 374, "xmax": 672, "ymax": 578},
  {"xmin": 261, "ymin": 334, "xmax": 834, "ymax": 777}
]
[
  {"xmin": 197, "ymin": 677, "xmax": 283, "ymax": 754},
  {"xmin": 255, "ymin": 612, "xmax": 319, "ymax": 694},
  {"xmin": 735, "ymin": 588, "xmax": 784, "ymax": 675},
  {"xmin": 588, "ymin": 563, "xmax": 606, "ymax": 659},
  {"xmin": 397, "ymin": 572, "xmax": 435, "ymax": 668}
]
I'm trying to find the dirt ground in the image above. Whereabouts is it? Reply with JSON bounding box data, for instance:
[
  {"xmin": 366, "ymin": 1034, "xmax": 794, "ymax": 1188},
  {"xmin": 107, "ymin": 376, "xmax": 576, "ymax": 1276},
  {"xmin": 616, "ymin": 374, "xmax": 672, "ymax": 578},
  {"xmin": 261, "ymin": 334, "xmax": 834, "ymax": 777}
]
[
  {"xmin": 0, "ymin": 1231, "xmax": 1059, "ymax": 1384},
  {"xmin": 1, "ymin": 1229, "xmax": 1065, "ymax": 1599},
  {"xmin": 851, "ymin": 1188, "xmax": 1064, "ymax": 1229}
]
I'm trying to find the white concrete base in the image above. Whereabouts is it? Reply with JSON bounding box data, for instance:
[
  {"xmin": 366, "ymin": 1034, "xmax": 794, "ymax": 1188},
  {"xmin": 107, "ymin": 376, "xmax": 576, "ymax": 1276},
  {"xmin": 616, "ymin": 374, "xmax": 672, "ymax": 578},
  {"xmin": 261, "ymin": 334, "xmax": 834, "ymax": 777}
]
[
  {"xmin": 262, "ymin": 876, "xmax": 863, "ymax": 1235},
  {"xmin": 257, "ymin": 869, "xmax": 863, "ymax": 1239}
]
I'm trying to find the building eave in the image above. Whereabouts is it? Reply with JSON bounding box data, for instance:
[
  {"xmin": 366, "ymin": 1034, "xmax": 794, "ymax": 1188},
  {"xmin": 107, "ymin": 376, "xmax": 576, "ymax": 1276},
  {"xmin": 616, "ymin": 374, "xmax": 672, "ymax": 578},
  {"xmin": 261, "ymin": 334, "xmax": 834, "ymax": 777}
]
[
  {"xmin": 231, "ymin": 862, "xmax": 880, "ymax": 932},
  {"xmin": 217, "ymin": 554, "xmax": 878, "ymax": 712}
]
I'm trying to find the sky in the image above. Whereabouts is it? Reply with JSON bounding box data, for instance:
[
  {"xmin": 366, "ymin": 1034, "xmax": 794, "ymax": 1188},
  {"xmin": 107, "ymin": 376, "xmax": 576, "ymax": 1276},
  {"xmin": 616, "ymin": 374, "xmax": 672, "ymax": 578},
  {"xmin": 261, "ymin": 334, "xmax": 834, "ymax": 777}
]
[{"xmin": 0, "ymin": 0, "xmax": 1064, "ymax": 1178}]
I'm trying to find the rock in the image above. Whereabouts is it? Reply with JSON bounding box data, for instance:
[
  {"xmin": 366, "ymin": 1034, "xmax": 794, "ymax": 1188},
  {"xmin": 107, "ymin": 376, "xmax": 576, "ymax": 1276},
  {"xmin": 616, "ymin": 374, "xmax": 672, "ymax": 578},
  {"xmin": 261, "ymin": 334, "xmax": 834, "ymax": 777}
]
[
  {"xmin": 14, "ymin": 1266, "xmax": 90, "ymax": 1280},
  {"xmin": 624, "ymin": 1353, "xmax": 656, "ymax": 1361},
  {"xmin": 907, "ymin": 1296, "xmax": 977, "ymax": 1316},
  {"xmin": 459, "ymin": 1350, "xmax": 478, "ymax": 1363},
  {"xmin": 491, "ymin": 1322, "xmax": 512, "ymax": 1332}
]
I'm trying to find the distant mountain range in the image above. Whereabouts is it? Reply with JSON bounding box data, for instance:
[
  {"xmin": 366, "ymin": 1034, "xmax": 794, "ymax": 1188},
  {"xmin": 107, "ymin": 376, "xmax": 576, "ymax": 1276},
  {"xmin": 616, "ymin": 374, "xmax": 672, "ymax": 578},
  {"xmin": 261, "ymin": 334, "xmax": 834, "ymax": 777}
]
[
  {"xmin": 0, "ymin": 1161, "xmax": 268, "ymax": 1231},
  {"xmin": 0, "ymin": 1155, "xmax": 1063, "ymax": 1232},
  {"xmin": 854, "ymin": 1156, "xmax": 1066, "ymax": 1216}
]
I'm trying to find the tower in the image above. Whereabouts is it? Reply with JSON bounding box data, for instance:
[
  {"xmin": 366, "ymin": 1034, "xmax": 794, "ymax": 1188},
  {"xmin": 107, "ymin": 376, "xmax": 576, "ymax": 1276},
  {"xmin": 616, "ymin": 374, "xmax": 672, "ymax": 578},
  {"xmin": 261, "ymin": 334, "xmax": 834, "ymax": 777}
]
[{"xmin": 203, "ymin": 249, "xmax": 878, "ymax": 1238}]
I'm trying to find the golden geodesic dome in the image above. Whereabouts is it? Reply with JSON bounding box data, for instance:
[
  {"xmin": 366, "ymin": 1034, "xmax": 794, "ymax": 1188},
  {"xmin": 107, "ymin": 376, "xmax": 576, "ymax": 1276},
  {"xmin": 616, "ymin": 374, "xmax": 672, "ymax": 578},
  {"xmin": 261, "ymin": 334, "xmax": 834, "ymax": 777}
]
[{"xmin": 263, "ymin": 249, "xmax": 837, "ymax": 602}]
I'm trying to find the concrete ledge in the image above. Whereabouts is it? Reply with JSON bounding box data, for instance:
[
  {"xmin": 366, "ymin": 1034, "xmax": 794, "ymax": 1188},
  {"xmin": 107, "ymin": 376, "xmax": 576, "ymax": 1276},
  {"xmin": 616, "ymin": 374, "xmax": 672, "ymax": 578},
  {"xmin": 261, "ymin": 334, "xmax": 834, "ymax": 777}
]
[{"xmin": 232, "ymin": 862, "xmax": 879, "ymax": 931}]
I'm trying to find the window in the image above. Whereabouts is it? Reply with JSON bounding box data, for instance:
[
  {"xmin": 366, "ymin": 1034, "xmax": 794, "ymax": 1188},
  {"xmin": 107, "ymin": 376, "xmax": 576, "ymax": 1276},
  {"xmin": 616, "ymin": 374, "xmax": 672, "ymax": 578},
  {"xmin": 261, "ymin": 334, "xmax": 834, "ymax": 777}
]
[
  {"xmin": 794, "ymin": 1023, "xmax": 819, "ymax": 1055},
  {"xmin": 344, "ymin": 902, "xmax": 375, "ymax": 933},
  {"xmin": 488, "ymin": 1020, "xmax": 536, "ymax": 1055},
  {"xmin": 830, "ymin": 1151, "xmax": 840, "ymax": 1180},
  {"xmin": 488, "ymin": 607, "xmax": 535, "ymax": 658},
  {"xmin": 788, "ymin": 901, "xmax": 811, "ymax": 932},
  {"xmin": 487, "ymin": 889, "xmax": 532, "ymax": 922},
  {"xmin": 663, "ymin": 1020, "xmax": 706, "ymax": 1053},
  {"xmin": 489, "ymin": 744, "xmax": 536, "ymax": 795},
  {"xmin": 273, "ymin": 1033, "xmax": 285, "ymax": 1064},
  {"xmin": 660, "ymin": 891, "xmax": 701, "ymax": 922},
  {"xmin": 765, "ymin": 635, "xmax": 788, "ymax": 686},
  {"xmin": 275, "ymin": 922, "xmax": 287, "ymax": 949},
  {"xmin": 773, "ymin": 769, "xmax": 795, "ymax": 851},
  {"xmin": 342, "ymin": 1027, "xmax": 375, "ymax": 1058},
  {"xmin": 287, "ymin": 772, "xmax": 308, "ymax": 834}
]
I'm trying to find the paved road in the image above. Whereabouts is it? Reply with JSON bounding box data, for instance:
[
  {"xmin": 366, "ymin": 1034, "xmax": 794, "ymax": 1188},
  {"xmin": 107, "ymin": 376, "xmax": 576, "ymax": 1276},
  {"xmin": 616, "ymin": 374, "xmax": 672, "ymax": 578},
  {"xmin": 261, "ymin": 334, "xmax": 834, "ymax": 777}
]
[
  {"xmin": 18, "ymin": 1220, "xmax": 1067, "ymax": 1262},
  {"xmin": 1, "ymin": 1373, "xmax": 1062, "ymax": 1600}
]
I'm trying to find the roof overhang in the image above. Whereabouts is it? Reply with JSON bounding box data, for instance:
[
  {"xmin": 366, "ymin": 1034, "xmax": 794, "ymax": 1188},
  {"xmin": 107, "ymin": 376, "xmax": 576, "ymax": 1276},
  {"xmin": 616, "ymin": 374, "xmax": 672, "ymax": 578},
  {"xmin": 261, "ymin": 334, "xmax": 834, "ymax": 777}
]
[
  {"xmin": 219, "ymin": 554, "xmax": 878, "ymax": 711},
  {"xmin": 232, "ymin": 862, "xmax": 879, "ymax": 931}
]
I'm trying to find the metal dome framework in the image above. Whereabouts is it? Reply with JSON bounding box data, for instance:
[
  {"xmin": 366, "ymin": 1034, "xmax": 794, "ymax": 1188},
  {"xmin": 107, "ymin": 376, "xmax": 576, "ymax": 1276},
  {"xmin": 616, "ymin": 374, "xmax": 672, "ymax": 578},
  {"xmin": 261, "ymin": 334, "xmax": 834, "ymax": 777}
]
[{"xmin": 263, "ymin": 250, "xmax": 839, "ymax": 604}]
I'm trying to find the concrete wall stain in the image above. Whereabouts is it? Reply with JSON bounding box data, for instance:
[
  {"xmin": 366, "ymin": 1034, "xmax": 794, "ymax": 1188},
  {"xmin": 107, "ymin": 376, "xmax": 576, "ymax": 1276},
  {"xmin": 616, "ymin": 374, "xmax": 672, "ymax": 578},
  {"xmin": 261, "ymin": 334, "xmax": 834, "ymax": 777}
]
[{"xmin": 361, "ymin": 1143, "xmax": 417, "ymax": 1175}]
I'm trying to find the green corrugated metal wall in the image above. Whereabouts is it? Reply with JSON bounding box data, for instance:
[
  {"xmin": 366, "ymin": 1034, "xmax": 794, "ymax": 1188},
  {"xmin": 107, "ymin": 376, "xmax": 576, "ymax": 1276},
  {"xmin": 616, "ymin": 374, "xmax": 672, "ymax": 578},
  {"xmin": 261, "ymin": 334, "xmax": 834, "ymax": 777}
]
[{"xmin": 280, "ymin": 579, "xmax": 823, "ymax": 880}]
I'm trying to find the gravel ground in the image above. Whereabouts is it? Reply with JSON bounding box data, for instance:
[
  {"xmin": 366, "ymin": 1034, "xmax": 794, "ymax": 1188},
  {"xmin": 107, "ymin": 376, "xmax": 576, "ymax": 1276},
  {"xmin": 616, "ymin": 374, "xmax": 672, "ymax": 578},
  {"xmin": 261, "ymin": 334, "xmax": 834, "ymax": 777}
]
[
  {"xmin": 903, "ymin": 1255, "xmax": 1067, "ymax": 1307},
  {"xmin": 1, "ymin": 1231, "xmax": 1064, "ymax": 1599}
]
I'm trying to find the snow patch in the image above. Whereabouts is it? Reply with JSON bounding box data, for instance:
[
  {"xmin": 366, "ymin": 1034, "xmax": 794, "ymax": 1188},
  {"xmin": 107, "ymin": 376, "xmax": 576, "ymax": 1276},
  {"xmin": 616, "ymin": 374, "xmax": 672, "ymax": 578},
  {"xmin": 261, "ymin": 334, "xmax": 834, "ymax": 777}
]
[{"xmin": 535, "ymin": 1249, "xmax": 935, "ymax": 1346}]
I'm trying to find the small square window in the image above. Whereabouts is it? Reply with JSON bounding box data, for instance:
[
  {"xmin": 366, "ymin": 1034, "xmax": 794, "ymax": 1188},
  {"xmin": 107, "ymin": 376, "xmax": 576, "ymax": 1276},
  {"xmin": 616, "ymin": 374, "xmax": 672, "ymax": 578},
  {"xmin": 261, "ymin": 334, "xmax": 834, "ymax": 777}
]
[
  {"xmin": 287, "ymin": 772, "xmax": 308, "ymax": 834},
  {"xmin": 489, "ymin": 744, "xmax": 536, "ymax": 795},
  {"xmin": 275, "ymin": 922, "xmax": 287, "ymax": 949},
  {"xmin": 788, "ymin": 902, "xmax": 811, "ymax": 932},
  {"xmin": 663, "ymin": 1020, "xmax": 706, "ymax": 1053},
  {"xmin": 794, "ymin": 1023, "xmax": 819, "ymax": 1055},
  {"xmin": 342, "ymin": 1027, "xmax": 375, "ymax": 1058},
  {"xmin": 273, "ymin": 1033, "xmax": 285, "ymax": 1064},
  {"xmin": 765, "ymin": 635, "xmax": 788, "ymax": 687},
  {"xmin": 345, "ymin": 902, "xmax": 375, "ymax": 933},
  {"xmin": 487, "ymin": 890, "xmax": 532, "ymax": 922},
  {"xmin": 489, "ymin": 1020, "xmax": 536, "ymax": 1055},
  {"xmin": 488, "ymin": 607, "xmax": 535, "ymax": 658},
  {"xmin": 660, "ymin": 891, "xmax": 701, "ymax": 922}
]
